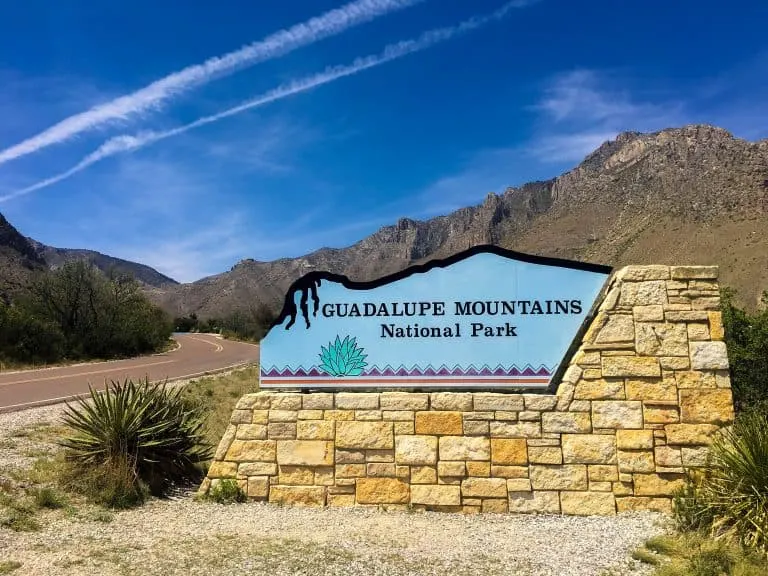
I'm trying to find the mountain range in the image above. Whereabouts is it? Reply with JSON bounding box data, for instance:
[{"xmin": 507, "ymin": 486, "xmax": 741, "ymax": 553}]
[{"xmin": 2, "ymin": 124, "xmax": 767, "ymax": 316}]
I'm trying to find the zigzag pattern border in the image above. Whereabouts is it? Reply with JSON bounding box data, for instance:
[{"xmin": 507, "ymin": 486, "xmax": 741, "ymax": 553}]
[{"xmin": 261, "ymin": 364, "xmax": 553, "ymax": 378}]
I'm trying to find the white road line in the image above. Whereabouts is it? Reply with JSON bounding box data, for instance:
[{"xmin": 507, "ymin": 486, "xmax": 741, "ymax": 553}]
[{"xmin": 0, "ymin": 360, "xmax": 176, "ymax": 387}]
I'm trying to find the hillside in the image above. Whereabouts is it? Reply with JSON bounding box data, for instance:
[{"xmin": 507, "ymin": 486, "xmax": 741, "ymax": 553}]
[
  {"xmin": 154, "ymin": 124, "xmax": 768, "ymax": 318},
  {"xmin": 0, "ymin": 216, "xmax": 177, "ymax": 300}
]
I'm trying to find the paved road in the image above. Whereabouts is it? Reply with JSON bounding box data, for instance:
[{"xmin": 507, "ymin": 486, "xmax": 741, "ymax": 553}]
[{"xmin": 0, "ymin": 333, "xmax": 260, "ymax": 412}]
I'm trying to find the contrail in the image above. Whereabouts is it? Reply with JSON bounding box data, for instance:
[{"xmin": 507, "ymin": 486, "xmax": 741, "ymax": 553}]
[
  {"xmin": 0, "ymin": 1, "xmax": 534, "ymax": 203},
  {"xmin": 0, "ymin": 0, "xmax": 423, "ymax": 166}
]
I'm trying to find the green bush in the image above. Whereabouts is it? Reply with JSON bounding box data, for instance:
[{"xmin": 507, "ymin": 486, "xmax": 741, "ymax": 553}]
[
  {"xmin": 721, "ymin": 289, "xmax": 768, "ymax": 411},
  {"xmin": 206, "ymin": 479, "xmax": 246, "ymax": 504},
  {"xmin": 59, "ymin": 378, "xmax": 212, "ymax": 506},
  {"xmin": 673, "ymin": 410, "xmax": 768, "ymax": 556}
]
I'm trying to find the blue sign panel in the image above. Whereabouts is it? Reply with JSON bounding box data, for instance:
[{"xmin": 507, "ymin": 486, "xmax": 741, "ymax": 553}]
[{"xmin": 260, "ymin": 246, "xmax": 611, "ymax": 390}]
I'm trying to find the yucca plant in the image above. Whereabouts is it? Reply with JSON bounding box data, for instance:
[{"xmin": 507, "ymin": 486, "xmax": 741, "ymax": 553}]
[
  {"xmin": 59, "ymin": 378, "xmax": 212, "ymax": 503},
  {"xmin": 319, "ymin": 335, "xmax": 367, "ymax": 376},
  {"xmin": 696, "ymin": 410, "xmax": 768, "ymax": 555}
]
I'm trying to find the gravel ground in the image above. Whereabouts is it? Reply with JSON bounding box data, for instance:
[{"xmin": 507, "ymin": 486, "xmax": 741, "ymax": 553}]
[{"xmin": 0, "ymin": 403, "xmax": 671, "ymax": 576}]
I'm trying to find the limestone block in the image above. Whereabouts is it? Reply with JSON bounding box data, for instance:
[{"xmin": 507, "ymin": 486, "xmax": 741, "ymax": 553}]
[
  {"xmin": 238, "ymin": 462, "xmax": 277, "ymax": 476},
  {"xmin": 335, "ymin": 393, "xmax": 380, "ymax": 410},
  {"xmin": 687, "ymin": 323, "xmax": 710, "ymax": 341},
  {"xmin": 671, "ymin": 266, "xmax": 718, "ymax": 280},
  {"xmin": 463, "ymin": 411, "xmax": 495, "ymax": 421},
  {"xmin": 490, "ymin": 438, "xmax": 528, "ymax": 465},
  {"xmin": 633, "ymin": 305, "xmax": 665, "ymax": 322},
  {"xmin": 270, "ymin": 394, "xmax": 303, "ymax": 410},
  {"xmin": 612, "ymin": 481, "xmax": 634, "ymax": 496},
  {"xmin": 313, "ymin": 468, "xmax": 333, "ymax": 486},
  {"xmin": 247, "ymin": 476, "xmax": 269, "ymax": 499},
  {"xmin": 396, "ymin": 465, "xmax": 409, "ymax": 479},
  {"xmin": 568, "ymin": 400, "xmax": 591, "ymax": 412},
  {"xmin": 297, "ymin": 420, "xmax": 335, "ymax": 440},
  {"xmin": 366, "ymin": 463, "xmax": 396, "ymax": 477},
  {"xmin": 464, "ymin": 420, "xmax": 489, "ymax": 436},
  {"xmin": 617, "ymin": 497, "xmax": 672, "ymax": 514},
  {"xmin": 643, "ymin": 405, "xmax": 680, "ymax": 424},
  {"xmin": 588, "ymin": 465, "xmax": 619, "ymax": 482},
  {"xmin": 635, "ymin": 323, "xmax": 689, "ymax": 357},
  {"xmin": 654, "ymin": 446, "xmax": 682, "ymax": 468},
  {"xmin": 625, "ymin": 379, "xmax": 677, "ymax": 402},
  {"xmin": 530, "ymin": 465, "xmax": 588, "ymax": 490},
  {"xmin": 622, "ymin": 265, "xmax": 670, "ymax": 281},
  {"xmin": 595, "ymin": 314, "xmax": 635, "ymax": 343},
  {"xmin": 466, "ymin": 461, "xmax": 490, "ymax": 477},
  {"xmin": 230, "ymin": 410, "xmax": 252, "ymax": 424},
  {"xmin": 207, "ymin": 461, "xmax": 237, "ymax": 478},
  {"xmin": 490, "ymin": 466, "xmax": 529, "ymax": 478},
  {"xmin": 495, "ymin": 411, "xmax": 520, "ymax": 421},
  {"xmin": 574, "ymin": 350, "xmax": 602, "ymax": 366},
  {"xmin": 633, "ymin": 473, "xmax": 685, "ymax": 496},
  {"xmin": 490, "ymin": 421, "xmax": 541, "ymax": 438},
  {"xmin": 473, "ymin": 393, "xmax": 525, "ymax": 412},
  {"xmin": 395, "ymin": 435, "xmax": 438, "ymax": 465},
  {"xmin": 410, "ymin": 485, "xmax": 461, "ymax": 506},
  {"xmin": 508, "ymin": 491, "xmax": 560, "ymax": 514},
  {"xmin": 615, "ymin": 430, "xmax": 654, "ymax": 450},
  {"xmin": 591, "ymin": 401, "xmax": 643, "ymax": 429},
  {"xmin": 251, "ymin": 411, "xmax": 269, "ymax": 425},
  {"xmin": 356, "ymin": 478, "xmax": 409, "ymax": 504},
  {"xmin": 324, "ymin": 410, "xmax": 355, "ymax": 421},
  {"xmin": 430, "ymin": 393, "xmax": 473, "ymax": 411},
  {"xmin": 440, "ymin": 436, "xmax": 490, "ymax": 461},
  {"xmin": 507, "ymin": 478, "xmax": 532, "ymax": 491},
  {"xmin": 355, "ymin": 410, "xmax": 382, "ymax": 421},
  {"xmin": 659, "ymin": 357, "xmax": 690, "ymax": 370},
  {"xmin": 335, "ymin": 464, "xmax": 366, "ymax": 478},
  {"xmin": 437, "ymin": 461, "xmax": 466, "ymax": 477},
  {"xmin": 278, "ymin": 465, "xmax": 315, "ymax": 485},
  {"xmin": 381, "ymin": 411, "xmax": 415, "ymax": 422},
  {"xmin": 619, "ymin": 280, "xmax": 667, "ymax": 306},
  {"xmin": 327, "ymin": 494, "xmax": 356, "ymax": 507},
  {"xmin": 379, "ymin": 393, "xmax": 428, "ymax": 410},
  {"xmin": 523, "ymin": 394, "xmax": 559, "ymax": 411},
  {"xmin": 236, "ymin": 393, "xmax": 271, "ymax": 410},
  {"xmin": 665, "ymin": 311, "xmax": 709, "ymax": 322},
  {"xmin": 269, "ymin": 486, "xmax": 325, "ymax": 506},
  {"xmin": 411, "ymin": 466, "xmax": 438, "ymax": 484},
  {"xmin": 267, "ymin": 423, "xmax": 297, "ymax": 439},
  {"xmin": 393, "ymin": 421, "xmax": 415, "ymax": 435},
  {"xmin": 681, "ymin": 447, "xmax": 710, "ymax": 467},
  {"xmin": 690, "ymin": 341, "xmax": 729, "ymax": 370},
  {"xmin": 679, "ymin": 389, "xmax": 734, "ymax": 424},
  {"xmin": 301, "ymin": 393, "xmax": 334, "ymax": 410},
  {"xmin": 214, "ymin": 425, "xmax": 237, "ymax": 460},
  {"xmin": 574, "ymin": 380, "xmax": 625, "ymax": 400},
  {"xmin": 336, "ymin": 421, "xmax": 393, "ymax": 449},
  {"xmin": 542, "ymin": 412, "xmax": 591, "ymax": 433},
  {"xmin": 461, "ymin": 477, "xmax": 507, "ymax": 498},
  {"xmin": 481, "ymin": 499, "xmax": 508, "ymax": 513},
  {"xmin": 277, "ymin": 441, "xmax": 334, "ymax": 467},
  {"xmin": 528, "ymin": 447, "xmax": 563, "ymax": 465},
  {"xmin": 617, "ymin": 450, "xmax": 655, "ymax": 473},
  {"xmin": 225, "ymin": 440, "xmax": 276, "ymax": 462},
  {"xmin": 415, "ymin": 412, "xmax": 463, "ymax": 435},
  {"xmin": 298, "ymin": 410, "xmax": 324, "ymax": 420},
  {"xmin": 518, "ymin": 411, "xmax": 542, "ymax": 421},
  {"xmin": 601, "ymin": 357, "xmax": 661, "ymax": 378},
  {"xmin": 708, "ymin": 311, "xmax": 724, "ymax": 340},
  {"xmin": 562, "ymin": 434, "xmax": 617, "ymax": 464},
  {"xmin": 336, "ymin": 449, "xmax": 365, "ymax": 463},
  {"xmin": 560, "ymin": 492, "xmax": 616, "ymax": 515},
  {"xmin": 589, "ymin": 481, "xmax": 613, "ymax": 492},
  {"xmin": 676, "ymin": 371, "xmax": 716, "ymax": 389},
  {"xmin": 664, "ymin": 423, "xmax": 720, "ymax": 445},
  {"xmin": 365, "ymin": 449, "xmax": 394, "ymax": 462}
]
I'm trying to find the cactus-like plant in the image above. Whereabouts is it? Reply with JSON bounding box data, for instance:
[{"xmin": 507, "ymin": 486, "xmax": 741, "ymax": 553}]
[{"xmin": 319, "ymin": 335, "xmax": 367, "ymax": 376}]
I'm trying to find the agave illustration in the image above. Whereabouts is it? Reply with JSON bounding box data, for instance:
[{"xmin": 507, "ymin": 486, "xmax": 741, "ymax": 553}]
[{"xmin": 319, "ymin": 335, "xmax": 368, "ymax": 377}]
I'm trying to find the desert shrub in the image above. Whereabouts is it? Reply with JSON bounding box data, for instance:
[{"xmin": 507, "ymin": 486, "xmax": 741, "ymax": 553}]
[
  {"xmin": 673, "ymin": 410, "xmax": 768, "ymax": 556},
  {"xmin": 206, "ymin": 479, "xmax": 246, "ymax": 504},
  {"xmin": 59, "ymin": 378, "xmax": 212, "ymax": 507},
  {"xmin": 721, "ymin": 288, "xmax": 768, "ymax": 412}
]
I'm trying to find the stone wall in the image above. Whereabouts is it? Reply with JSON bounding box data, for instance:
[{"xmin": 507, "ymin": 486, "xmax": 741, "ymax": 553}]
[{"xmin": 199, "ymin": 265, "xmax": 735, "ymax": 515}]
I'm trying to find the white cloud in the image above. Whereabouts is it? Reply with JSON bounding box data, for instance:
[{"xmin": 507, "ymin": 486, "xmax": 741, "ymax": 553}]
[
  {"xmin": 0, "ymin": 0, "xmax": 534, "ymax": 203},
  {"xmin": 0, "ymin": 0, "xmax": 425, "ymax": 166}
]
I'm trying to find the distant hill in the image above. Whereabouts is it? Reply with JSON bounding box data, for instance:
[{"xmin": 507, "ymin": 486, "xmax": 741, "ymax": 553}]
[
  {"xmin": 0, "ymin": 215, "xmax": 177, "ymax": 302},
  {"xmin": 152, "ymin": 124, "xmax": 768, "ymax": 318}
]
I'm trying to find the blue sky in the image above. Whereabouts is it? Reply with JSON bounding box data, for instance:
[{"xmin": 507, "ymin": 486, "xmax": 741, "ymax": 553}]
[{"xmin": 0, "ymin": 0, "xmax": 766, "ymax": 282}]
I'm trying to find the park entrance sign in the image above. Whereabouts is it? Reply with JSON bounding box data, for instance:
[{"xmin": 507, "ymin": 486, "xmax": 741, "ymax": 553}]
[{"xmin": 260, "ymin": 246, "xmax": 612, "ymax": 390}]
